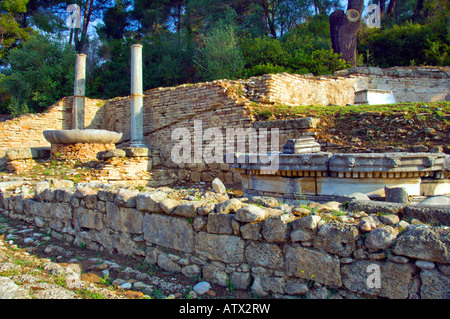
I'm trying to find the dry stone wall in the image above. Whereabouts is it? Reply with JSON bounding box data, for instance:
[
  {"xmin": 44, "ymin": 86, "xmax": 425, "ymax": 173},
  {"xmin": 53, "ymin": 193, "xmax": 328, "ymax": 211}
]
[{"xmin": 0, "ymin": 182, "xmax": 449, "ymax": 299}]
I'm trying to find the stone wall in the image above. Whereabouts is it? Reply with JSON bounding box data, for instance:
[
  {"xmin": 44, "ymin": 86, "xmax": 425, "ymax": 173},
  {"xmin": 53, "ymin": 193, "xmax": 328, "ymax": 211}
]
[
  {"xmin": 0, "ymin": 97, "xmax": 105, "ymax": 166},
  {"xmin": 246, "ymin": 67, "xmax": 450, "ymax": 106},
  {"xmin": 0, "ymin": 183, "xmax": 448, "ymax": 299}
]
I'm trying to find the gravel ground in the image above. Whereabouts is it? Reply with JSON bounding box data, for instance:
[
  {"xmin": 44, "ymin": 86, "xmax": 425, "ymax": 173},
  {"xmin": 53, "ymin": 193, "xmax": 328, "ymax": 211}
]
[{"xmin": 0, "ymin": 213, "xmax": 254, "ymax": 300}]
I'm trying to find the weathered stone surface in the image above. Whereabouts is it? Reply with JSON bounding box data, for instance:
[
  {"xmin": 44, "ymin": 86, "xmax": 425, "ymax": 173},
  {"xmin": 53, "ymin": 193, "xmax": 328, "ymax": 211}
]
[
  {"xmin": 97, "ymin": 148, "xmax": 126, "ymax": 160},
  {"xmin": 105, "ymin": 202, "xmax": 143, "ymax": 234},
  {"xmin": 248, "ymin": 196, "xmax": 280, "ymax": 208},
  {"xmin": 402, "ymin": 205, "xmax": 450, "ymax": 226},
  {"xmin": 313, "ymin": 222, "xmax": 360, "ymax": 257},
  {"xmin": 202, "ymin": 262, "xmax": 228, "ymax": 286},
  {"xmin": 245, "ymin": 241, "xmax": 284, "ymax": 270},
  {"xmin": 197, "ymin": 202, "xmax": 215, "ymax": 215},
  {"xmin": 420, "ymin": 269, "xmax": 450, "ymax": 299},
  {"xmin": 157, "ymin": 252, "xmax": 181, "ymax": 273},
  {"xmin": 114, "ymin": 188, "xmax": 139, "ymax": 208},
  {"xmin": 347, "ymin": 200, "xmax": 406, "ymax": 215},
  {"xmin": 53, "ymin": 203, "xmax": 72, "ymax": 220},
  {"xmin": 97, "ymin": 189, "xmax": 117, "ymax": 202},
  {"xmin": 74, "ymin": 207, "xmax": 103, "ymax": 231},
  {"xmin": 240, "ymin": 223, "xmax": 261, "ymax": 240},
  {"xmin": 284, "ymin": 279, "xmax": 309, "ymax": 295},
  {"xmin": 212, "ymin": 178, "xmax": 226, "ymax": 194},
  {"xmin": 173, "ymin": 201, "xmax": 203, "ymax": 218},
  {"xmin": 206, "ymin": 213, "xmax": 234, "ymax": 235},
  {"xmin": 285, "ymin": 244, "xmax": 342, "ymax": 287},
  {"xmin": 230, "ymin": 272, "xmax": 251, "ymax": 290},
  {"xmin": 365, "ymin": 226, "xmax": 399, "ymax": 251},
  {"xmin": 261, "ymin": 214, "xmax": 295, "ymax": 243},
  {"xmin": 159, "ymin": 198, "xmax": 180, "ymax": 214},
  {"xmin": 215, "ymin": 198, "xmax": 243, "ymax": 214},
  {"xmin": 235, "ymin": 205, "xmax": 268, "ymax": 223},
  {"xmin": 135, "ymin": 191, "xmax": 167, "ymax": 213},
  {"xmin": 385, "ymin": 186, "xmax": 409, "ymax": 203},
  {"xmin": 393, "ymin": 225, "xmax": 450, "ymax": 263},
  {"xmin": 24, "ymin": 200, "xmax": 52, "ymax": 218},
  {"xmin": 74, "ymin": 187, "xmax": 98, "ymax": 199},
  {"xmin": 291, "ymin": 215, "xmax": 322, "ymax": 241},
  {"xmin": 195, "ymin": 232, "xmax": 244, "ymax": 263},
  {"xmin": 418, "ymin": 195, "xmax": 450, "ymax": 206},
  {"xmin": 143, "ymin": 214, "xmax": 194, "ymax": 253},
  {"xmin": 341, "ymin": 260, "xmax": 415, "ymax": 299}
]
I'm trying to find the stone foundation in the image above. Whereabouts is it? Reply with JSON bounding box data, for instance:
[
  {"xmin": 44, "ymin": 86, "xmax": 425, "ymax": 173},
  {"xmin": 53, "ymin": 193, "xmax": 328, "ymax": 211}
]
[
  {"xmin": 0, "ymin": 183, "xmax": 449, "ymax": 299},
  {"xmin": 50, "ymin": 143, "xmax": 116, "ymax": 162}
]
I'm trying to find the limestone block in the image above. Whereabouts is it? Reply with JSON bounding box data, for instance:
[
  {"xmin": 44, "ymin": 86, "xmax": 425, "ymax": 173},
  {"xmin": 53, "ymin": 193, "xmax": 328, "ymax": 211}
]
[
  {"xmin": 245, "ymin": 241, "xmax": 284, "ymax": 270},
  {"xmin": 261, "ymin": 214, "xmax": 295, "ymax": 243},
  {"xmin": 23, "ymin": 200, "xmax": 52, "ymax": 218},
  {"xmin": 105, "ymin": 202, "xmax": 143, "ymax": 234},
  {"xmin": 215, "ymin": 198, "xmax": 243, "ymax": 214},
  {"xmin": 364, "ymin": 226, "xmax": 399, "ymax": 251},
  {"xmin": 284, "ymin": 244, "xmax": 342, "ymax": 287},
  {"xmin": 317, "ymin": 177, "xmax": 421, "ymax": 197},
  {"xmin": 114, "ymin": 188, "xmax": 139, "ymax": 208},
  {"xmin": 420, "ymin": 269, "xmax": 450, "ymax": 299},
  {"xmin": 74, "ymin": 207, "xmax": 103, "ymax": 231},
  {"xmin": 173, "ymin": 201, "xmax": 203, "ymax": 218},
  {"xmin": 202, "ymin": 262, "xmax": 228, "ymax": 286},
  {"xmin": 195, "ymin": 232, "xmax": 245, "ymax": 263},
  {"xmin": 393, "ymin": 225, "xmax": 450, "ymax": 263},
  {"xmin": 53, "ymin": 203, "xmax": 73, "ymax": 220},
  {"xmin": 206, "ymin": 213, "xmax": 234, "ymax": 235},
  {"xmin": 240, "ymin": 223, "xmax": 261, "ymax": 240},
  {"xmin": 342, "ymin": 260, "xmax": 415, "ymax": 299},
  {"xmin": 143, "ymin": 214, "xmax": 194, "ymax": 253},
  {"xmin": 235, "ymin": 205, "xmax": 268, "ymax": 223},
  {"xmin": 135, "ymin": 191, "xmax": 167, "ymax": 213},
  {"xmin": 313, "ymin": 222, "xmax": 360, "ymax": 257}
]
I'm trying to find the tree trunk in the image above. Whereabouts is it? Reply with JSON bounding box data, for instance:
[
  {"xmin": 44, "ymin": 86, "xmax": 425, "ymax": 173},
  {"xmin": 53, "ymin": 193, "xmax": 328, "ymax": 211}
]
[
  {"xmin": 387, "ymin": 0, "xmax": 396, "ymax": 17},
  {"xmin": 329, "ymin": 0, "xmax": 364, "ymax": 67}
]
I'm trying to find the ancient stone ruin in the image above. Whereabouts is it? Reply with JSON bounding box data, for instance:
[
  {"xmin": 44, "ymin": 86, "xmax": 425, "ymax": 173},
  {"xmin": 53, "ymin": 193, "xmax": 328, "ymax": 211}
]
[{"xmin": 0, "ymin": 51, "xmax": 449, "ymax": 299}]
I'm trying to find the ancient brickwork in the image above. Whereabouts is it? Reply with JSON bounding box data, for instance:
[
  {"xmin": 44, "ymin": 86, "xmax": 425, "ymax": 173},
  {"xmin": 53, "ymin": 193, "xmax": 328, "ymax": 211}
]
[
  {"xmin": 0, "ymin": 67, "xmax": 448, "ymax": 184},
  {"xmin": 246, "ymin": 67, "xmax": 450, "ymax": 106}
]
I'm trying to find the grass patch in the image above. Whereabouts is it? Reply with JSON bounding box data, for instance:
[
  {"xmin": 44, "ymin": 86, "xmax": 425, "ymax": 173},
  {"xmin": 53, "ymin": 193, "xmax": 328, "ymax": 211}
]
[{"xmin": 250, "ymin": 101, "xmax": 450, "ymax": 120}]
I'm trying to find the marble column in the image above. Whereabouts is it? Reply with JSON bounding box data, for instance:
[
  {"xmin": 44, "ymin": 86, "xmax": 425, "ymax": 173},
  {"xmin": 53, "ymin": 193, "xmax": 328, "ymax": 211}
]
[
  {"xmin": 73, "ymin": 53, "xmax": 86, "ymax": 130},
  {"xmin": 130, "ymin": 44, "xmax": 146, "ymax": 147}
]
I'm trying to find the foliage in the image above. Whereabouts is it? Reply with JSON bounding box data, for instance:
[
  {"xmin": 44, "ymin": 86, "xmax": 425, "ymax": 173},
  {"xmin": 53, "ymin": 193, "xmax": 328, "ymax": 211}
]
[
  {"xmin": 0, "ymin": 34, "xmax": 75, "ymax": 114},
  {"xmin": 0, "ymin": 0, "xmax": 33, "ymax": 60},
  {"xmin": 240, "ymin": 16, "xmax": 351, "ymax": 77},
  {"xmin": 195, "ymin": 23, "xmax": 245, "ymax": 81},
  {"xmin": 358, "ymin": 20, "xmax": 449, "ymax": 67}
]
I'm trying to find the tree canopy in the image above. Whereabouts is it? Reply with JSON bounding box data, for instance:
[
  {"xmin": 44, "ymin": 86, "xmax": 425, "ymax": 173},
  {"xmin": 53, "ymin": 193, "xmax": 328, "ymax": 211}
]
[{"xmin": 0, "ymin": 0, "xmax": 448, "ymax": 115}]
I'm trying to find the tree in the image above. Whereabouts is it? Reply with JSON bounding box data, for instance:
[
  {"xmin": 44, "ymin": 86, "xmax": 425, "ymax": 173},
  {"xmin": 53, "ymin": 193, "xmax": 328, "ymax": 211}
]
[
  {"xmin": 329, "ymin": 0, "xmax": 363, "ymax": 66},
  {"xmin": 1, "ymin": 34, "xmax": 75, "ymax": 114},
  {"xmin": 195, "ymin": 23, "xmax": 244, "ymax": 81},
  {"xmin": 0, "ymin": 0, "xmax": 33, "ymax": 60},
  {"xmin": 97, "ymin": 0, "xmax": 130, "ymax": 40}
]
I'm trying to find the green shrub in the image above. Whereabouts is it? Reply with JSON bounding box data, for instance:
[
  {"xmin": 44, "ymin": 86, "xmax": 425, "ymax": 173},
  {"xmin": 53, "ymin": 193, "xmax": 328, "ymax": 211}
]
[
  {"xmin": 358, "ymin": 21, "xmax": 449, "ymax": 67},
  {"xmin": 2, "ymin": 34, "xmax": 75, "ymax": 115}
]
